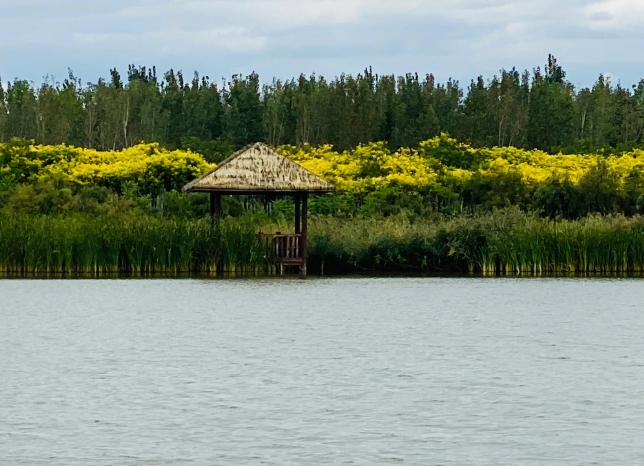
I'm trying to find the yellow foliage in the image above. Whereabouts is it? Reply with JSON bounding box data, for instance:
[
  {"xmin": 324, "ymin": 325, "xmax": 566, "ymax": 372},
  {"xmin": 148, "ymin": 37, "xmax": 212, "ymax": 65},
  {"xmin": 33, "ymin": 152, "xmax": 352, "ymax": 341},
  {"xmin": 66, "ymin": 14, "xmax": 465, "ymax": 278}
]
[
  {"xmin": 278, "ymin": 142, "xmax": 438, "ymax": 195},
  {"xmin": 1, "ymin": 143, "xmax": 212, "ymax": 194},
  {"xmin": 279, "ymin": 136, "xmax": 644, "ymax": 199},
  {"xmin": 4, "ymin": 136, "xmax": 644, "ymax": 204}
]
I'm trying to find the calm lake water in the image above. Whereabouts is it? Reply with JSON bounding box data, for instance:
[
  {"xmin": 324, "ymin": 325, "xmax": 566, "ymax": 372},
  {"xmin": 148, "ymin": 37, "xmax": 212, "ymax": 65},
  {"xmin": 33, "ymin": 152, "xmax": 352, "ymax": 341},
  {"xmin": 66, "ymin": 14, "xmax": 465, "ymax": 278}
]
[{"xmin": 1, "ymin": 277, "xmax": 644, "ymax": 465}]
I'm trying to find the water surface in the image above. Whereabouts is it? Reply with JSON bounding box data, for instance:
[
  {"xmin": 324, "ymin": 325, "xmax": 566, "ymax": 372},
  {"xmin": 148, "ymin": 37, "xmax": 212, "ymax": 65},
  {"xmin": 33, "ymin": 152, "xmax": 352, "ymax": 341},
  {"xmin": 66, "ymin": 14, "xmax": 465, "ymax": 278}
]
[{"xmin": 1, "ymin": 278, "xmax": 643, "ymax": 464}]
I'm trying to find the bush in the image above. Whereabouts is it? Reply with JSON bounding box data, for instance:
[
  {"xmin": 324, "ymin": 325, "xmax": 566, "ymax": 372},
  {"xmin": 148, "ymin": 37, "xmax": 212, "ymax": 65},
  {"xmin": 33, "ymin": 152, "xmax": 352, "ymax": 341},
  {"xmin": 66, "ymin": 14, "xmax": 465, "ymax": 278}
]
[{"xmin": 0, "ymin": 142, "xmax": 212, "ymax": 197}]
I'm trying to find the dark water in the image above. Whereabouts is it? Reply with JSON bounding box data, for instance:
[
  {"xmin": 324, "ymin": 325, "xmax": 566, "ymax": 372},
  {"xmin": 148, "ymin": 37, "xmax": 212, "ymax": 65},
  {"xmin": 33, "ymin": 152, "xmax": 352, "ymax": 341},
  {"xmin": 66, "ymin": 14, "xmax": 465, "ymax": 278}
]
[{"xmin": 1, "ymin": 278, "xmax": 643, "ymax": 465}]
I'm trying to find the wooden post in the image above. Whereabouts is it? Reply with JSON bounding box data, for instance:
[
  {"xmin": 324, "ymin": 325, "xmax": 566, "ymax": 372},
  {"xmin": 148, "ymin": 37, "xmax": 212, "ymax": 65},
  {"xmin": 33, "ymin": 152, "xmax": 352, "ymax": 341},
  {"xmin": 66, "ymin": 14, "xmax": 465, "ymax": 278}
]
[
  {"xmin": 300, "ymin": 192, "xmax": 308, "ymax": 278},
  {"xmin": 210, "ymin": 192, "xmax": 222, "ymax": 274},
  {"xmin": 210, "ymin": 192, "xmax": 221, "ymax": 223},
  {"xmin": 294, "ymin": 194, "xmax": 301, "ymax": 235}
]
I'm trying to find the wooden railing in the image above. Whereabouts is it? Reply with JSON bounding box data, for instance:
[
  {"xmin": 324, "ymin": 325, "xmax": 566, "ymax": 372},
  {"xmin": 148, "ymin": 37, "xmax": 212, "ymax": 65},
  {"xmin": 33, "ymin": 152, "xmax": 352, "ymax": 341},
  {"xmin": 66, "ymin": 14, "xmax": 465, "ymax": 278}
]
[
  {"xmin": 273, "ymin": 234, "xmax": 302, "ymax": 261},
  {"xmin": 259, "ymin": 233, "xmax": 304, "ymax": 263}
]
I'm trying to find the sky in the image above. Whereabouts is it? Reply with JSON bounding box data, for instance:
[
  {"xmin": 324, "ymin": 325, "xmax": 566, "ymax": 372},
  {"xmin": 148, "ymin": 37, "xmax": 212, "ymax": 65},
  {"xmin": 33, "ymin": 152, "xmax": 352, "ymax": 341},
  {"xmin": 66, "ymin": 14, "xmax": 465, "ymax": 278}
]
[{"xmin": 0, "ymin": 0, "xmax": 643, "ymax": 89}]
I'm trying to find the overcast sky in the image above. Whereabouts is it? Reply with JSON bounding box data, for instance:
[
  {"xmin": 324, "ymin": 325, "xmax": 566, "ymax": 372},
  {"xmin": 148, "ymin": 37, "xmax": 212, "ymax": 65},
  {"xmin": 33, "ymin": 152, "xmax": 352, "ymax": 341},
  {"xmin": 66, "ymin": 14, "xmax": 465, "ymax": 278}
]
[{"xmin": 0, "ymin": 0, "xmax": 642, "ymax": 88}]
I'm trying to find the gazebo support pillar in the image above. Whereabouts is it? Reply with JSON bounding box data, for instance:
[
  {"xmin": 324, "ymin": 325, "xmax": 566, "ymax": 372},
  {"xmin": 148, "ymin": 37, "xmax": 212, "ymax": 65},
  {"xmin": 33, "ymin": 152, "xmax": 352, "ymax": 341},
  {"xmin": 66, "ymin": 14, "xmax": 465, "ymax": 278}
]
[
  {"xmin": 210, "ymin": 192, "xmax": 222, "ymax": 274},
  {"xmin": 294, "ymin": 195, "xmax": 301, "ymax": 234},
  {"xmin": 300, "ymin": 193, "xmax": 308, "ymax": 278},
  {"xmin": 210, "ymin": 193, "xmax": 221, "ymax": 223}
]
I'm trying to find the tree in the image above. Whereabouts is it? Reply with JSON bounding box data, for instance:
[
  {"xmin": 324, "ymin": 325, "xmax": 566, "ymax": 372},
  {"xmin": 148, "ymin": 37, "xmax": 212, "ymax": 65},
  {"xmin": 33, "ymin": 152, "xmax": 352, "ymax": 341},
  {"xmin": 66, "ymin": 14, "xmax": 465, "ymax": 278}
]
[
  {"xmin": 4, "ymin": 80, "xmax": 38, "ymax": 140},
  {"xmin": 527, "ymin": 55, "xmax": 575, "ymax": 151},
  {"xmin": 462, "ymin": 76, "xmax": 494, "ymax": 146},
  {"xmin": 1, "ymin": 58, "xmax": 643, "ymax": 154},
  {"xmin": 0, "ymin": 79, "xmax": 8, "ymax": 142},
  {"xmin": 224, "ymin": 73, "xmax": 263, "ymax": 148}
]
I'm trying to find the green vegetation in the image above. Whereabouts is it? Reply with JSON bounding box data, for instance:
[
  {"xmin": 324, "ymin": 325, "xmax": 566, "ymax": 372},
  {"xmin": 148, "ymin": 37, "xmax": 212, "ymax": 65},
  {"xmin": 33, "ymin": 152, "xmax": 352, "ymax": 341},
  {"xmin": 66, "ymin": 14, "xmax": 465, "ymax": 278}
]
[
  {"xmin": 4, "ymin": 55, "xmax": 644, "ymax": 277},
  {"xmin": 0, "ymin": 213, "xmax": 271, "ymax": 275},
  {"xmin": 3, "ymin": 210, "xmax": 644, "ymax": 275},
  {"xmin": 4, "ymin": 135, "xmax": 644, "ymax": 275},
  {"xmin": 308, "ymin": 212, "xmax": 644, "ymax": 275},
  {"xmin": 4, "ymin": 135, "xmax": 644, "ymax": 220},
  {"xmin": 2, "ymin": 56, "xmax": 644, "ymax": 156}
]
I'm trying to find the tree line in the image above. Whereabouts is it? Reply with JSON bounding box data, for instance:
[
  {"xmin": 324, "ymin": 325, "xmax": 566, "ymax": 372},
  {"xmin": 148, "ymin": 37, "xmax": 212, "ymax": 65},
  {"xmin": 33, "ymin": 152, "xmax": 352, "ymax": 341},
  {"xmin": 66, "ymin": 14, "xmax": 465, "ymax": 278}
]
[{"xmin": 2, "ymin": 55, "xmax": 644, "ymax": 161}]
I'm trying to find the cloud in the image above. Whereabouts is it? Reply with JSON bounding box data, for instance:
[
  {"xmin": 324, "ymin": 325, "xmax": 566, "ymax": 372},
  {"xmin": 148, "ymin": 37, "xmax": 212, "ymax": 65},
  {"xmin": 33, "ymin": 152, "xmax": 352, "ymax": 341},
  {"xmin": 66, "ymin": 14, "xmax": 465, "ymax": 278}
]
[
  {"xmin": 115, "ymin": 0, "xmax": 366, "ymax": 27},
  {"xmin": 1, "ymin": 0, "xmax": 644, "ymax": 86},
  {"xmin": 110, "ymin": 0, "xmax": 577, "ymax": 30},
  {"xmin": 586, "ymin": 0, "xmax": 644, "ymax": 28},
  {"xmin": 73, "ymin": 27, "xmax": 267, "ymax": 55}
]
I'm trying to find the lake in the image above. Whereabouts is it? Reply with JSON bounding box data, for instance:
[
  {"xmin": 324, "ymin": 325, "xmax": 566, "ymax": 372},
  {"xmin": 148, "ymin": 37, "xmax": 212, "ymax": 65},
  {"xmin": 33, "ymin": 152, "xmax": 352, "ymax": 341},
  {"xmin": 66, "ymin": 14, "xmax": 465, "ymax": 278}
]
[{"xmin": 1, "ymin": 277, "xmax": 643, "ymax": 465}]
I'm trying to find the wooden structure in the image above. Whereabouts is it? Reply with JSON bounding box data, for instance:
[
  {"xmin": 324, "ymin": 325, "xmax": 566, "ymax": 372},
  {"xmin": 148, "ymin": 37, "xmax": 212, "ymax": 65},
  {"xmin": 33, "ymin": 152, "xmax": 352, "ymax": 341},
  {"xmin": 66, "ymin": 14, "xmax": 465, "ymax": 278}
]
[{"xmin": 183, "ymin": 143, "xmax": 335, "ymax": 276}]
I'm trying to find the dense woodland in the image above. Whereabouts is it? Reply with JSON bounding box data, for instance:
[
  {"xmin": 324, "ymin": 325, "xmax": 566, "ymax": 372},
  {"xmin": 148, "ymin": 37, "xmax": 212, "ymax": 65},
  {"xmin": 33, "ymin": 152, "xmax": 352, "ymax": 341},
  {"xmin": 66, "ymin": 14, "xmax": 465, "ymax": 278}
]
[
  {"xmin": 2, "ymin": 55, "xmax": 644, "ymax": 160},
  {"xmin": 6, "ymin": 55, "xmax": 644, "ymax": 275}
]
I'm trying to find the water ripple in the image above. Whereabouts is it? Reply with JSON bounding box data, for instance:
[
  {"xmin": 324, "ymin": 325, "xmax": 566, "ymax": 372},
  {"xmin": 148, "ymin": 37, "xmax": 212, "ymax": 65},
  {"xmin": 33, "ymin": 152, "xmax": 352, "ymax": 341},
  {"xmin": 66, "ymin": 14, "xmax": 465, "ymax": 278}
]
[{"xmin": 1, "ymin": 277, "xmax": 644, "ymax": 465}]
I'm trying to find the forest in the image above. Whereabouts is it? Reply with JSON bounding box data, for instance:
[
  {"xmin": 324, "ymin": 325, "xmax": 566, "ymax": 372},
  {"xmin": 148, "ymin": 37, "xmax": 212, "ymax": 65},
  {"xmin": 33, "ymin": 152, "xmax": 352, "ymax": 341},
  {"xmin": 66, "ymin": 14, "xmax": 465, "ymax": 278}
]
[
  {"xmin": 2, "ymin": 55, "xmax": 644, "ymax": 158},
  {"xmin": 4, "ymin": 55, "xmax": 644, "ymax": 275}
]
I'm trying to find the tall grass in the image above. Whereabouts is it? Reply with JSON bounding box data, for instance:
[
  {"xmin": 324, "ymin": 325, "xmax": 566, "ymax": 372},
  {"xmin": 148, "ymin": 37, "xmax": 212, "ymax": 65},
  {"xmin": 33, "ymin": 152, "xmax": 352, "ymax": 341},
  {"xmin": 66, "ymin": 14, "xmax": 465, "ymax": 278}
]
[
  {"xmin": 3, "ymin": 210, "xmax": 644, "ymax": 275},
  {"xmin": 0, "ymin": 213, "xmax": 273, "ymax": 275},
  {"xmin": 307, "ymin": 211, "xmax": 644, "ymax": 275}
]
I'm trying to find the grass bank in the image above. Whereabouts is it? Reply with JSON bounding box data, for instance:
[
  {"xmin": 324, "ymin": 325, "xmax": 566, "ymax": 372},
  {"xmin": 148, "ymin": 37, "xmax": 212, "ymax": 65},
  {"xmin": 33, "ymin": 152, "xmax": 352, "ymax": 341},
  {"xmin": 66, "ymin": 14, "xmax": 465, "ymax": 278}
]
[{"xmin": 3, "ymin": 210, "xmax": 644, "ymax": 275}]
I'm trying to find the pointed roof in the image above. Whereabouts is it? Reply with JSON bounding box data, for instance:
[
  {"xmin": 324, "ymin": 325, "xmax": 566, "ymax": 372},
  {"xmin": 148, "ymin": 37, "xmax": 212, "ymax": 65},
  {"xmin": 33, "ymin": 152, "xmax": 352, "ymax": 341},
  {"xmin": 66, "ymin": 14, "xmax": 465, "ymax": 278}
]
[{"xmin": 183, "ymin": 142, "xmax": 335, "ymax": 193}]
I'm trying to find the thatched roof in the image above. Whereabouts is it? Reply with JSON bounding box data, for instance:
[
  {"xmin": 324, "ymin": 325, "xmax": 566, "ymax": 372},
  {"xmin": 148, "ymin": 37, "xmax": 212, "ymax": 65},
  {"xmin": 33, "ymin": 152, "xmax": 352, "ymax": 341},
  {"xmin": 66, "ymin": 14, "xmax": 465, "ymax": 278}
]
[{"xmin": 183, "ymin": 142, "xmax": 335, "ymax": 193}]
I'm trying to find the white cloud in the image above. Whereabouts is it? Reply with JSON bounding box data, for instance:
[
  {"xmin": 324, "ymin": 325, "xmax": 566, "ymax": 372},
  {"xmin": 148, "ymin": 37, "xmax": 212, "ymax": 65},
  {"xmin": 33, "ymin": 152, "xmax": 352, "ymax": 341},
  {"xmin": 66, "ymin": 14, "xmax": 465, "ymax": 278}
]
[
  {"xmin": 110, "ymin": 0, "xmax": 575, "ymax": 30},
  {"xmin": 586, "ymin": 0, "xmax": 644, "ymax": 28},
  {"xmin": 114, "ymin": 0, "xmax": 363, "ymax": 27},
  {"xmin": 159, "ymin": 29, "xmax": 268, "ymax": 54},
  {"xmin": 1, "ymin": 0, "xmax": 644, "ymax": 86},
  {"xmin": 73, "ymin": 27, "xmax": 267, "ymax": 54}
]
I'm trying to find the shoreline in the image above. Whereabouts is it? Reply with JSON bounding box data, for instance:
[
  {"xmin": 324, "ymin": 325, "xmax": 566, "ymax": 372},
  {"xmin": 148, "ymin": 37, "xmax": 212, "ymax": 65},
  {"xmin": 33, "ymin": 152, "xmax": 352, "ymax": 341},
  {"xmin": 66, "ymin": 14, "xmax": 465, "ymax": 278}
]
[{"xmin": 4, "ymin": 270, "xmax": 644, "ymax": 280}]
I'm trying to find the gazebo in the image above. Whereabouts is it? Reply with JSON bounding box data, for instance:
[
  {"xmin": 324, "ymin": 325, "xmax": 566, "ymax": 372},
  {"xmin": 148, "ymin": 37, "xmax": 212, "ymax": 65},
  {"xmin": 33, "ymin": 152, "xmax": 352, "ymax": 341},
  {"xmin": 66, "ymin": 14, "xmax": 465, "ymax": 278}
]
[{"xmin": 182, "ymin": 142, "xmax": 335, "ymax": 277}]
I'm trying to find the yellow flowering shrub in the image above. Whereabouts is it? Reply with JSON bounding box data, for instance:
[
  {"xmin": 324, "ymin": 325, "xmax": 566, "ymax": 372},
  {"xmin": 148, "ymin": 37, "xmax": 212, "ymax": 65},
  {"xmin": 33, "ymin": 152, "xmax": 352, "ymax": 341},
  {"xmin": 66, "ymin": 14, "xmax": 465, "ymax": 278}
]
[
  {"xmin": 1, "ymin": 143, "xmax": 212, "ymax": 195},
  {"xmin": 278, "ymin": 142, "xmax": 439, "ymax": 196},
  {"xmin": 0, "ymin": 142, "xmax": 79, "ymax": 183},
  {"xmin": 4, "ymin": 135, "xmax": 644, "ymax": 215},
  {"xmin": 277, "ymin": 137, "xmax": 644, "ymax": 200},
  {"xmin": 279, "ymin": 135, "xmax": 644, "ymax": 214}
]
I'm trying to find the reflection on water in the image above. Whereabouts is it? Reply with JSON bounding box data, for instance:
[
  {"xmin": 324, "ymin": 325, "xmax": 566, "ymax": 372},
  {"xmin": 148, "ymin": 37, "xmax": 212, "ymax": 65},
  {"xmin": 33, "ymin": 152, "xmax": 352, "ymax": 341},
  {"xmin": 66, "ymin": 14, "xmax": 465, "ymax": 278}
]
[{"xmin": 1, "ymin": 278, "xmax": 644, "ymax": 465}]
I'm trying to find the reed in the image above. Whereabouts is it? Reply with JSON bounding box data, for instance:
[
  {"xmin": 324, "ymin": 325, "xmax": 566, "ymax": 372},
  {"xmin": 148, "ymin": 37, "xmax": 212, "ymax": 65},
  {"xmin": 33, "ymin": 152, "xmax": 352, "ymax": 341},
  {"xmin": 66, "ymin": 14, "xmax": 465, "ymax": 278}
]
[
  {"xmin": 0, "ymin": 213, "xmax": 273, "ymax": 275},
  {"xmin": 307, "ymin": 211, "xmax": 644, "ymax": 275},
  {"xmin": 3, "ymin": 210, "xmax": 644, "ymax": 276}
]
